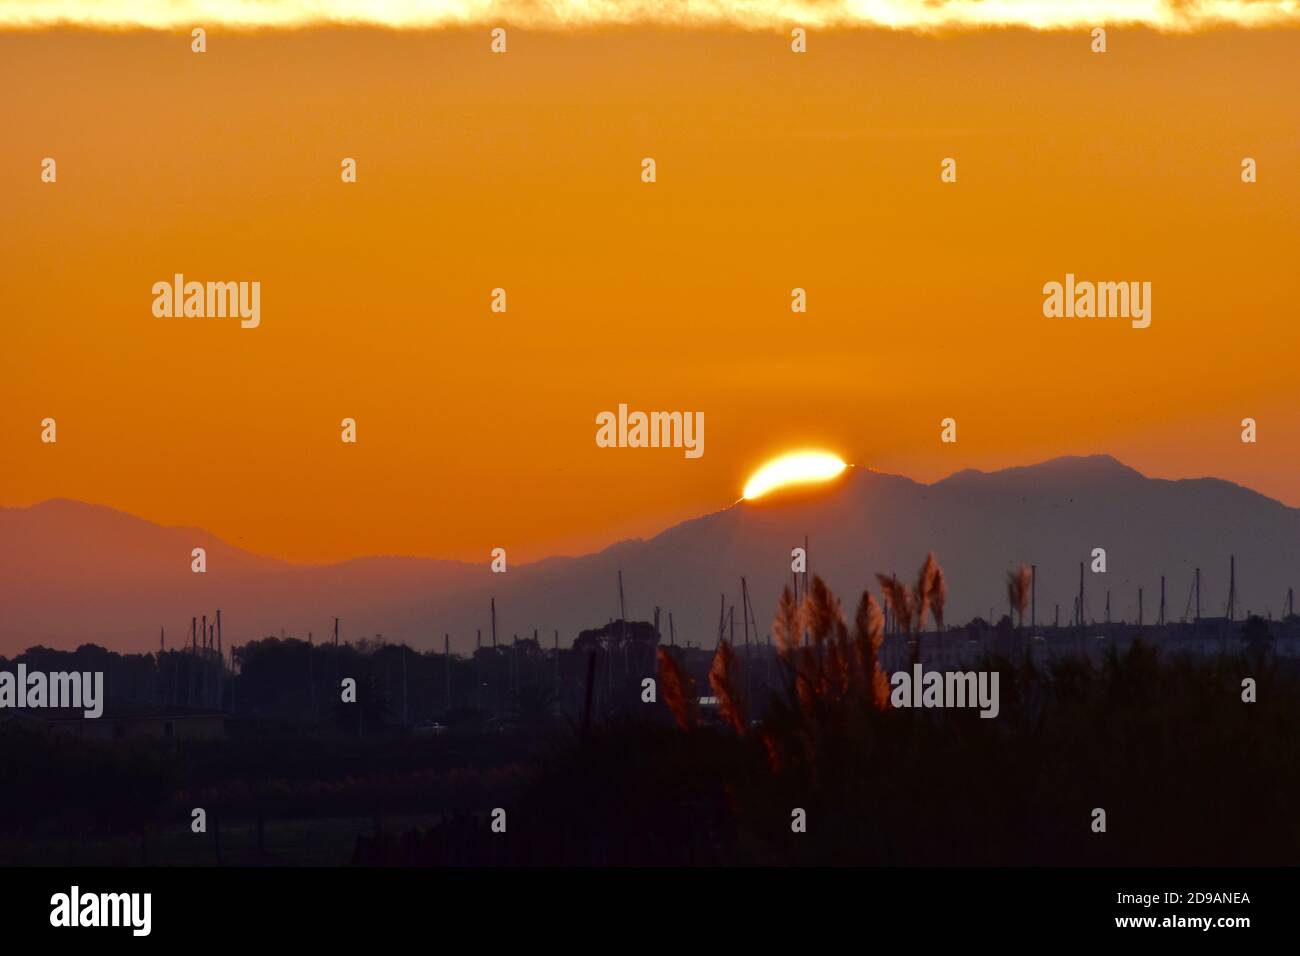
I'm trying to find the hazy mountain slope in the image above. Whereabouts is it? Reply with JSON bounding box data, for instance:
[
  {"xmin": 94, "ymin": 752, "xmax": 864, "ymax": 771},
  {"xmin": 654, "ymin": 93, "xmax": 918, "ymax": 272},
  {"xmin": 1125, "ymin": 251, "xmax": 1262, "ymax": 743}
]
[{"xmin": 3, "ymin": 456, "xmax": 1297, "ymax": 654}]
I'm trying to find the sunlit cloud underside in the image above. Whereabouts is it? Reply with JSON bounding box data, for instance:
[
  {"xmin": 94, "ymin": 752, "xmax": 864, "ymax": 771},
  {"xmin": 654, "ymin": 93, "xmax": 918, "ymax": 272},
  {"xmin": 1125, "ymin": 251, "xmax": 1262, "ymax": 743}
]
[{"xmin": 1, "ymin": 0, "xmax": 1298, "ymax": 31}]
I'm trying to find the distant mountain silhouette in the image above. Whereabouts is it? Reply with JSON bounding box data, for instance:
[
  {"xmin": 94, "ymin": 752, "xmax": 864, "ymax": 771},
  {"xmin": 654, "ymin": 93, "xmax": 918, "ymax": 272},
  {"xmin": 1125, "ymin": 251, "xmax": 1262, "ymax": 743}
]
[{"xmin": 3, "ymin": 455, "xmax": 1298, "ymax": 654}]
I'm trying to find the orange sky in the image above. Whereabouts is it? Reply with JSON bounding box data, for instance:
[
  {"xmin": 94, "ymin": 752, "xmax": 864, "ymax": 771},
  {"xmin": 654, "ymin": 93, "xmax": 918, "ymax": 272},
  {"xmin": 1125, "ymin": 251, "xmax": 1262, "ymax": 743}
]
[{"xmin": 2, "ymin": 25, "xmax": 1297, "ymax": 563}]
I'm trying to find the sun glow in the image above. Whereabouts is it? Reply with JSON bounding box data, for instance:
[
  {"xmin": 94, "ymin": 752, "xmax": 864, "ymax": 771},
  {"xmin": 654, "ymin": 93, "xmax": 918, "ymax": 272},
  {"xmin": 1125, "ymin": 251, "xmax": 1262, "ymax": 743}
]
[{"xmin": 742, "ymin": 451, "xmax": 847, "ymax": 501}]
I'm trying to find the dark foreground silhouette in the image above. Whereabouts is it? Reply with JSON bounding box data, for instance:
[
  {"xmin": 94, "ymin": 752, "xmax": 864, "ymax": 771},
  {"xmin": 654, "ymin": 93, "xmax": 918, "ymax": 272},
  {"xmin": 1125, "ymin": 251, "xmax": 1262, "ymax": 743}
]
[{"xmin": 4, "ymin": 570, "xmax": 1296, "ymax": 866}]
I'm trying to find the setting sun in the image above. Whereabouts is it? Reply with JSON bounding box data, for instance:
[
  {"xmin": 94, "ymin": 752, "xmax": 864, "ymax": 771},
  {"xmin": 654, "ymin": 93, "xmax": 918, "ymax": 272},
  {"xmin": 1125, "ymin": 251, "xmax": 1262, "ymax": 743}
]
[{"xmin": 742, "ymin": 451, "xmax": 848, "ymax": 500}]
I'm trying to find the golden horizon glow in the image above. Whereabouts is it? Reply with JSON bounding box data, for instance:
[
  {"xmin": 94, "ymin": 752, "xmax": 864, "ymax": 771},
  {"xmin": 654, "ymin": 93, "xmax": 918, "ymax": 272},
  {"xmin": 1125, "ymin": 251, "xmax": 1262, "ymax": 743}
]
[
  {"xmin": 3, "ymin": 27, "xmax": 1298, "ymax": 564},
  {"xmin": 743, "ymin": 452, "xmax": 848, "ymax": 501},
  {"xmin": 1, "ymin": 0, "xmax": 1299, "ymax": 31}
]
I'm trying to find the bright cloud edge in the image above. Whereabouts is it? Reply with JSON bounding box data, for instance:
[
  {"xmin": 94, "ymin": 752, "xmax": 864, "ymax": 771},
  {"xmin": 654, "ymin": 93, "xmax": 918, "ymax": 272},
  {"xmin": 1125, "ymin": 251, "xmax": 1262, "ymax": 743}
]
[{"xmin": 2, "ymin": 1, "xmax": 1299, "ymax": 32}]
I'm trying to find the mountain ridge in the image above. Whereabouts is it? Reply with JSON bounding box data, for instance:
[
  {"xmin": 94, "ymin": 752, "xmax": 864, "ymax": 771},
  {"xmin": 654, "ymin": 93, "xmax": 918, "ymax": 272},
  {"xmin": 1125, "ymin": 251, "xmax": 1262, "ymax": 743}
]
[{"xmin": 4, "ymin": 455, "xmax": 1297, "ymax": 654}]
